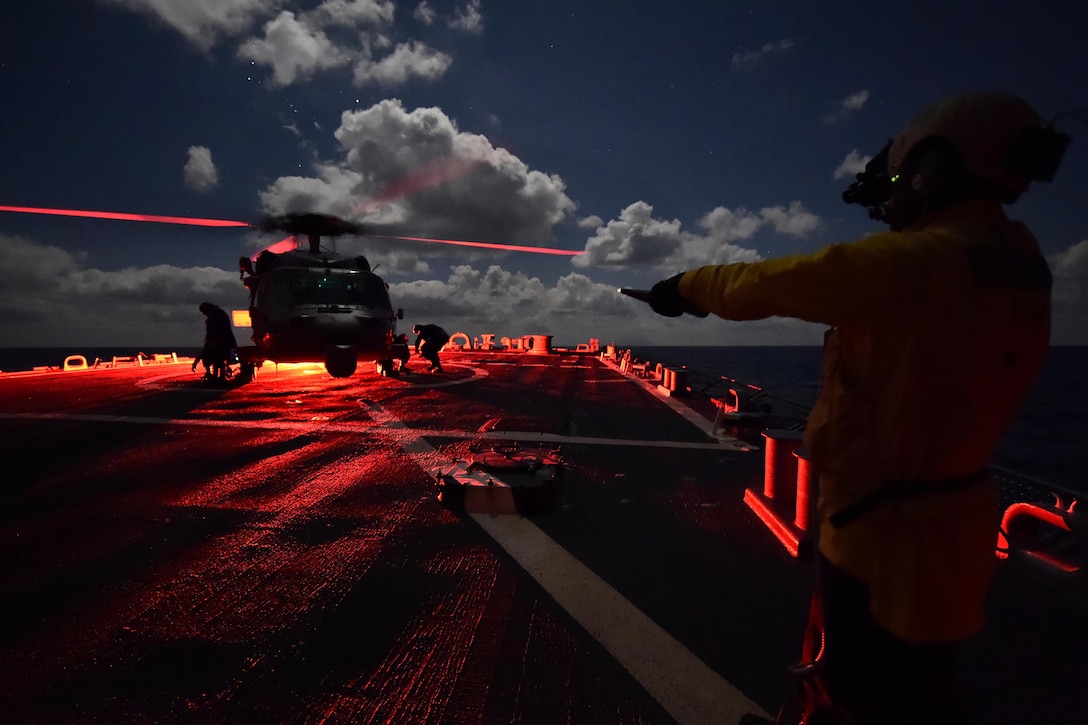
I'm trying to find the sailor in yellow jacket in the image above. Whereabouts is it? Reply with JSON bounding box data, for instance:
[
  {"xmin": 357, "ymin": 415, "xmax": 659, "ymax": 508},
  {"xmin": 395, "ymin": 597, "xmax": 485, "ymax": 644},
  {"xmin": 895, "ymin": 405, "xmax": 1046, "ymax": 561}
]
[{"xmin": 648, "ymin": 91, "xmax": 1068, "ymax": 724}]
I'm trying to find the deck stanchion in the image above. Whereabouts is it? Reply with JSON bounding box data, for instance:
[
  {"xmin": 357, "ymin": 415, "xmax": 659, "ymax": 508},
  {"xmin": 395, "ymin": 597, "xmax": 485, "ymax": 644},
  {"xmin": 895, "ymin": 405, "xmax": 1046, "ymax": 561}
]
[
  {"xmin": 744, "ymin": 429, "xmax": 806, "ymax": 557},
  {"xmin": 658, "ymin": 367, "xmax": 689, "ymax": 397},
  {"xmin": 793, "ymin": 448, "xmax": 814, "ymax": 531}
]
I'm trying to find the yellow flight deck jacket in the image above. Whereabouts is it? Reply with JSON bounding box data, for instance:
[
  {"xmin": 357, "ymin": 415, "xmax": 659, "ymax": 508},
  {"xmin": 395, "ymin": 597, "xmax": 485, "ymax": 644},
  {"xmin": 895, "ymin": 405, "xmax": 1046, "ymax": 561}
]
[{"xmin": 678, "ymin": 201, "xmax": 1051, "ymax": 642}]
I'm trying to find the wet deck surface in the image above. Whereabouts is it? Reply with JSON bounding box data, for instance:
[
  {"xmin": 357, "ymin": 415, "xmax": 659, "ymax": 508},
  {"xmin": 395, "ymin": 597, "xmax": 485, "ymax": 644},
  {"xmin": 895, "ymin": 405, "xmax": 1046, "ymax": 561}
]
[{"xmin": 0, "ymin": 351, "xmax": 1084, "ymax": 723}]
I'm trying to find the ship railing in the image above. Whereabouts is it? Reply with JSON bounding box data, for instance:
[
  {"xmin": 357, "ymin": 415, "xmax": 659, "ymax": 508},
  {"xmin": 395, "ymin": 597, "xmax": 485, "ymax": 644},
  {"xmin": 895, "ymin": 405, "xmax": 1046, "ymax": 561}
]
[
  {"xmin": 607, "ymin": 356, "xmax": 1084, "ymax": 583},
  {"xmin": 59, "ymin": 352, "xmax": 185, "ymax": 371},
  {"xmin": 748, "ymin": 444, "xmax": 1086, "ymax": 589},
  {"xmin": 993, "ymin": 468, "xmax": 1085, "ymax": 588}
]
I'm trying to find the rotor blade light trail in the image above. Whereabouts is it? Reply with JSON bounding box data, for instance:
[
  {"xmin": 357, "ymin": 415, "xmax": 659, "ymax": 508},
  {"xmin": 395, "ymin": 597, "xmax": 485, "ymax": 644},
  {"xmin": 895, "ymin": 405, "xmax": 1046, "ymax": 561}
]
[
  {"xmin": 0, "ymin": 205, "xmax": 251, "ymax": 228},
  {"xmin": 376, "ymin": 235, "xmax": 584, "ymax": 256}
]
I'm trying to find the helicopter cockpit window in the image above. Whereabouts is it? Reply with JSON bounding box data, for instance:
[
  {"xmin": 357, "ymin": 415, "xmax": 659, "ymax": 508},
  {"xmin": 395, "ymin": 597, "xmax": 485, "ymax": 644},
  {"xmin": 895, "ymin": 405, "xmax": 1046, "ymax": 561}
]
[{"xmin": 266, "ymin": 269, "xmax": 391, "ymax": 309}]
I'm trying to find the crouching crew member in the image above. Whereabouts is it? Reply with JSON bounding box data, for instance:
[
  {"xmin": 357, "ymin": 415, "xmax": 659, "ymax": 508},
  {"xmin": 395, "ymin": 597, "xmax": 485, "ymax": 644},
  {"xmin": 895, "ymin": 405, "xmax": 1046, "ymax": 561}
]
[{"xmin": 412, "ymin": 323, "xmax": 450, "ymax": 373}]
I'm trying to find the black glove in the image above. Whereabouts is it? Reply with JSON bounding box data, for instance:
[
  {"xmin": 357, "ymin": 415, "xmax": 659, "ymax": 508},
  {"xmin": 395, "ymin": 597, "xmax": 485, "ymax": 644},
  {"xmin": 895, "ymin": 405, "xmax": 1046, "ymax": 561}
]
[
  {"xmin": 650, "ymin": 272, "xmax": 707, "ymax": 317},
  {"xmin": 648, "ymin": 273, "xmax": 685, "ymax": 316}
]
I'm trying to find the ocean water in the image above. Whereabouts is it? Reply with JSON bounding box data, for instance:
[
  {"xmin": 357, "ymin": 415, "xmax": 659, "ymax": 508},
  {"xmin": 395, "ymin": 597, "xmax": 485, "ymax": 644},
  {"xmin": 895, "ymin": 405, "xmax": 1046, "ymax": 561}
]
[
  {"xmin": 1, "ymin": 345, "xmax": 1084, "ymax": 493},
  {"xmin": 630, "ymin": 345, "xmax": 1087, "ymax": 495}
]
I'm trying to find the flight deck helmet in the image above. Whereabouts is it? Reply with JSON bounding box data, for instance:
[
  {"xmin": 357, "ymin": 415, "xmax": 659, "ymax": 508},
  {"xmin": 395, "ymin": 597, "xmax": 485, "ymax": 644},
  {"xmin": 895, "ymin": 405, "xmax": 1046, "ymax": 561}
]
[
  {"xmin": 890, "ymin": 91, "xmax": 1057, "ymax": 201},
  {"xmin": 844, "ymin": 91, "xmax": 1070, "ymax": 229}
]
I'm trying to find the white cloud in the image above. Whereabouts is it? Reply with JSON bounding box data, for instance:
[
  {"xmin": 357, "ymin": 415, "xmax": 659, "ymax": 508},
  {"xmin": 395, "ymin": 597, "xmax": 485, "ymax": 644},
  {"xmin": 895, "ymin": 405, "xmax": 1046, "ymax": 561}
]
[
  {"xmin": 0, "ymin": 234, "xmax": 239, "ymax": 346},
  {"xmin": 574, "ymin": 202, "xmax": 694, "ymax": 268},
  {"xmin": 237, "ymin": 11, "xmax": 352, "ymax": 86},
  {"xmin": 109, "ymin": 0, "xmax": 455, "ymax": 89},
  {"xmin": 413, "ymin": 1, "xmax": 437, "ymax": 25},
  {"xmin": 574, "ymin": 200, "xmax": 817, "ymax": 270},
  {"xmin": 760, "ymin": 201, "xmax": 820, "ymax": 236},
  {"xmin": 834, "ymin": 149, "xmax": 871, "ymax": 180},
  {"xmin": 352, "ymin": 40, "xmax": 452, "ymax": 86},
  {"xmin": 260, "ymin": 99, "xmax": 575, "ymax": 247},
  {"xmin": 258, "ymin": 163, "xmax": 365, "ymax": 216},
  {"xmin": 823, "ymin": 90, "xmax": 870, "ymax": 123},
  {"xmin": 305, "ymin": 0, "xmax": 395, "ymax": 28},
  {"xmin": 730, "ymin": 39, "xmax": 795, "ymax": 72},
  {"xmin": 699, "ymin": 206, "xmax": 764, "ymax": 242},
  {"xmin": 390, "ymin": 265, "xmax": 641, "ymax": 343},
  {"xmin": 389, "ymin": 263, "xmax": 826, "ymax": 347},
  {"xmin": 183, "ymin": 145, "xmax": 219, "ymax": 192},
  {"xmin": 449, "ymin": 0, "xmax": 483, "ymax": 33}
]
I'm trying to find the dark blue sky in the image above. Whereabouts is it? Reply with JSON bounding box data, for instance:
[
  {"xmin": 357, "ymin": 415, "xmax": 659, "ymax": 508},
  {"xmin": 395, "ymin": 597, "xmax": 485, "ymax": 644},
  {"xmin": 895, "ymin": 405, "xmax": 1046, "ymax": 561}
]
[{"xmin": 1, "ymin": 1, "xmax": 1085, "ymax": 346}]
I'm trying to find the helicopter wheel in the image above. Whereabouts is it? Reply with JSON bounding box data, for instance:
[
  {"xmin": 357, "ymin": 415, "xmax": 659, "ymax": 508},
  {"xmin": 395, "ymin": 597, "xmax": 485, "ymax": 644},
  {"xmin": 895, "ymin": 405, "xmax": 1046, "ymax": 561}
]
[{"xmin": 324, "ymin": 348, "xmax": 358, "ymax": 378}]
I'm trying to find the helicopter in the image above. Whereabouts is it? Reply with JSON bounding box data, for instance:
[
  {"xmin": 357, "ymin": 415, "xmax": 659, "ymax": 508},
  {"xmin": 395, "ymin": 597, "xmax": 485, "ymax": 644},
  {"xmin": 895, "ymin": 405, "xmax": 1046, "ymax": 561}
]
[
  {"xmin": 0, "ymin": 204, "xmax": 583, "ymax": 382},
  {"xmin": 239, "ymin": 211, "xmax": 404, "ymax": 380}
]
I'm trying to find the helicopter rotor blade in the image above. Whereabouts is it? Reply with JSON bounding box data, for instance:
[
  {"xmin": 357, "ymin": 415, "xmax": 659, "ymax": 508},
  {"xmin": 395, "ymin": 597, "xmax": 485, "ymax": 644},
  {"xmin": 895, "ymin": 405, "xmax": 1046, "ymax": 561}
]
[
  {"xmin": 0, "ymin": 205, "xmax": 251, "ymax": 228},
  {"xmin": 1, "ymin": 205, "xmax": 585, "ymax": 256},
  {"xmin": 371, "ymin": 234, "xmax": 583, "ymax": 256}
]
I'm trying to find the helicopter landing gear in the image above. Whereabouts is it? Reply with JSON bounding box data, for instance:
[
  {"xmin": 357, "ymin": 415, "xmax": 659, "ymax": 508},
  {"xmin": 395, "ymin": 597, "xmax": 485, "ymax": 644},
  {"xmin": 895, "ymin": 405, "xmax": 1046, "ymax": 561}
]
[
  {"xmin": 376, "ymin": 358, "xmax": 400, "ymax": 377},
  {"xmin": 237, "ymin": 361, "xmax": 257, "ymax": 384},
  {"xmin": 324, "ymin": 347, "xmax": 358, "ymax": 378}
]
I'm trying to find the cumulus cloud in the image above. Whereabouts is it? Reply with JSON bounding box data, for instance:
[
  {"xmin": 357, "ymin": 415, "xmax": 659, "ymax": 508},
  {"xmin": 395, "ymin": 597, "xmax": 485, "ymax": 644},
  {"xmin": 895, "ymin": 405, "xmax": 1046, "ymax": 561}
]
[
  {"xmin": 730, "ymin": 39, "xmax": 795, "ymax": 72},
  {"xmin": 390, "ymin": 265, "xmax": 639, "ymax": 342},
  {"xmin": 573, "ymin": 200, "xmax": 817, "ymax": 270},
  {"xmin": 414, "ymin": 2, "xmax": 437, "ymax": 25},
  {"xmin": 260, "ymin": 99, "xmax": 576, "ymax": 247},
  {"xmin": 761, "ymin": 201, "xmax": 820, "ymax": 236},
  {"xmin": 183, "ymin": 145, "xmax": 219, "ymax": 192},
  {"xmin": 0, "ymin": 234, "xmax": 238, "ymax": 346},
  {"xmin": 352, "ymin": 40, "xmax": 452, "ymax": 86},
  {"xmin": 823, "ymin": 90, "xmax": 870, "ymax": 123},
  {"xmin": 306, "ymin": 0, "xmax": 395, "ymax": 27},
  {"xmin": 573, "ymin": 202, "xmax": 692, "ymax": 268},
  {"xmin": 834, "ymin": 149, "xmax": 871, "ymax": 180},
  {"xmin": 387, "ymin": 263, "xmax": 827, "ymax": 346},
  {"xmin": 449, "ymin": 0, "xmax": 483, "ymax": 33},
  {"xmin": 109, "ymin": 0, "xmax": 456, "ymax": 89},
  {"xmin": 237, "ymin": 11, "xmax": 352, "ymax": 86}
]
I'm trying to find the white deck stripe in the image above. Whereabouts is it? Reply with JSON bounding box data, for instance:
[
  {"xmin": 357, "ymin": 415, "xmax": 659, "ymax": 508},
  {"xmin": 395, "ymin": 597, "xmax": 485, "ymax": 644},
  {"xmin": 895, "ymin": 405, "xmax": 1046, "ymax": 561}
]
[
  {"xmin": 363, "ymin": 400, "xmax": 769, "ymax": 723},
  {"xmin": 472, "ymin": 512, "xmax": 768, "ymax": 724}
]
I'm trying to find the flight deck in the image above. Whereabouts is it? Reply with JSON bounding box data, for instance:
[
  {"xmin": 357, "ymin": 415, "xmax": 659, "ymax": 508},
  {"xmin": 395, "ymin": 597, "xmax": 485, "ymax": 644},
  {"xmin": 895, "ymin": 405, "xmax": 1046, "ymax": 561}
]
[{"xmin": 0, "ymin": 347, "xmax": 1084, "ymax": 723}]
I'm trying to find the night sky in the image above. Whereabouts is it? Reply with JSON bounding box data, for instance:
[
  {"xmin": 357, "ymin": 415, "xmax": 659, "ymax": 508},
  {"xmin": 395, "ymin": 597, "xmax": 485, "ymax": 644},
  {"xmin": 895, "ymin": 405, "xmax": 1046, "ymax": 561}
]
[{"xmin": 1, "ymin": 1, "xmax": 1085, "ymax": 347}]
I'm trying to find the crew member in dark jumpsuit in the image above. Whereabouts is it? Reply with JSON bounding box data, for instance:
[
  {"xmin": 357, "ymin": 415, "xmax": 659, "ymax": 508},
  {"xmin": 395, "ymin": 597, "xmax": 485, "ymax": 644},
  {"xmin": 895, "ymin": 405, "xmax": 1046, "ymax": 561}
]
[
  {"xmin": 412, "ymin": 324, "xmax": 450, "ymax": 373},
  {"xmin": 193, "ymin": 302, "xmax": 238, "ymax": 381}
]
